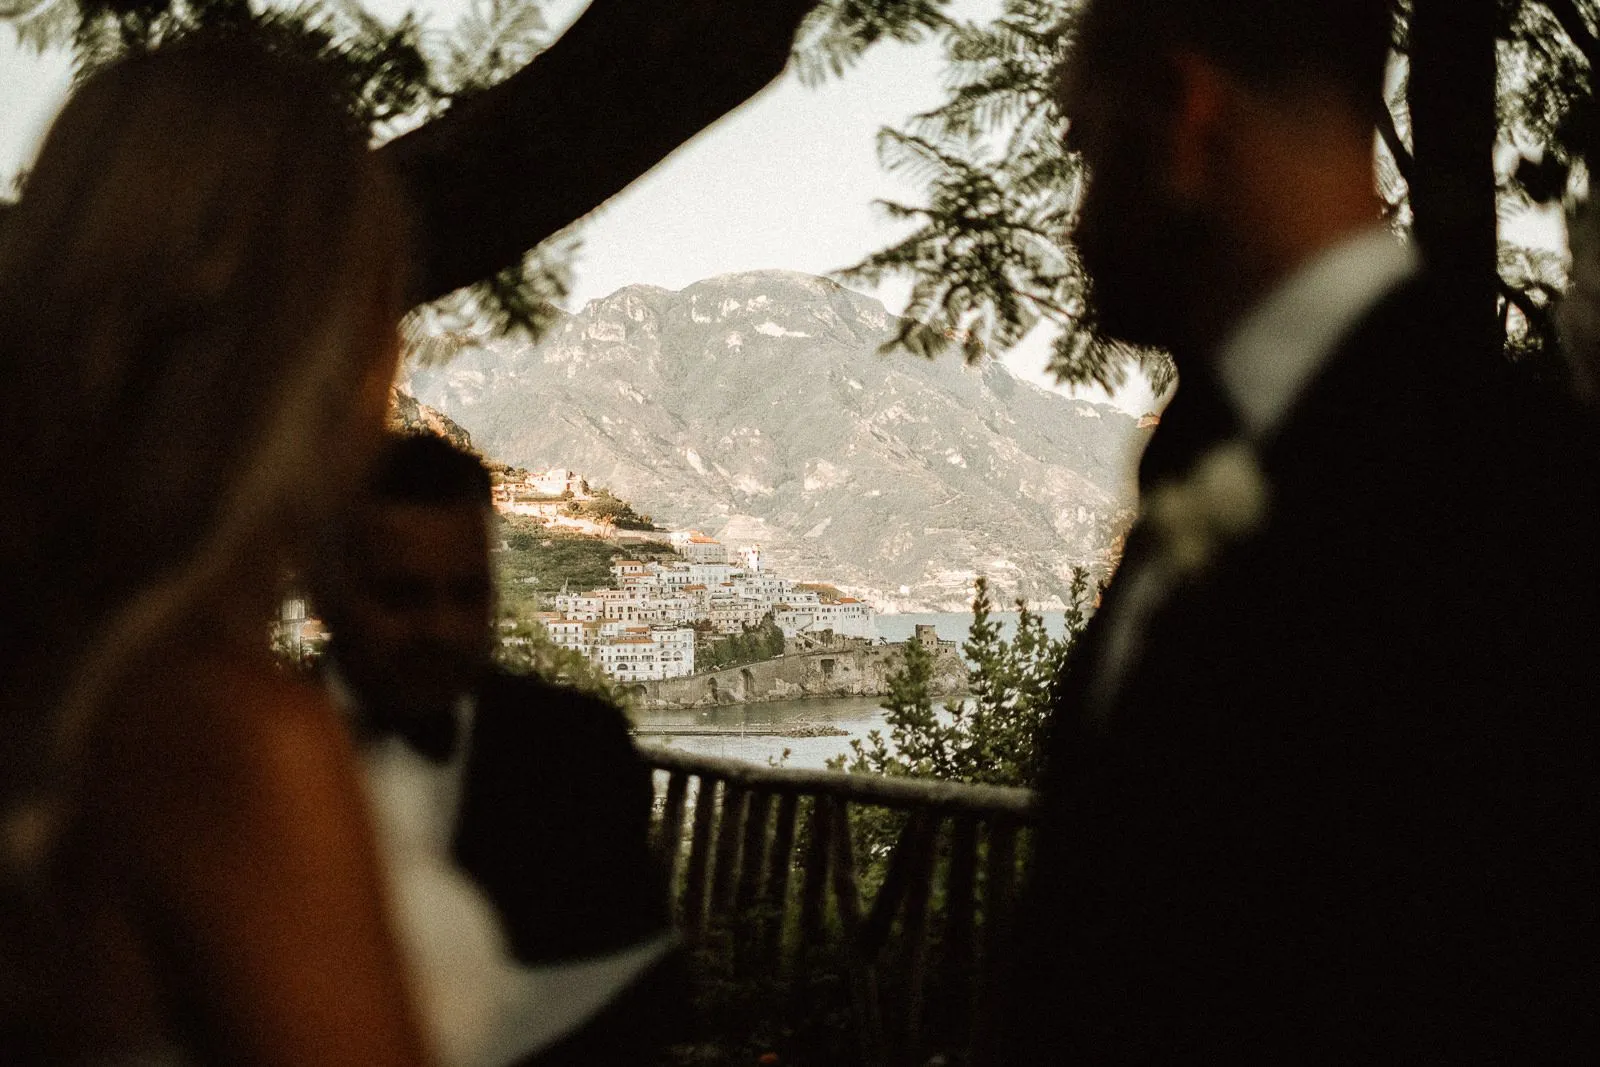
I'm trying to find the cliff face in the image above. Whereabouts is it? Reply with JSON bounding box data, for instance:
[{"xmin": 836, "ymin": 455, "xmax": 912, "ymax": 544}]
[
  {"xmin": 406, "ymin": 270, "xmax": 1149, "ymax": 611},
  {"xmin": 630, "ymin": 643, "xmax": 968, "ymax": 710},
  {"xmin": 388, "ymin": 387, "xmax": 474, "ymax": 452}
]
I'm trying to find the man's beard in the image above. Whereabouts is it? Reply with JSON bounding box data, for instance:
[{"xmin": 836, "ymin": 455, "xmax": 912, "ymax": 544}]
[
  {"xmin": 351, "ymin": 644, "xmax": 488, "ymax": 722},
  {"xmin": 1074, "ymin": 195, "xmax": 1216, "ymax": 355}
]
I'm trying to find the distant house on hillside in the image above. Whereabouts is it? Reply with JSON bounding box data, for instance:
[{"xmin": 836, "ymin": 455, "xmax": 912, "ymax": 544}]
[
  {"xmin": 594, "ymin": 625, "xmax": 695, "ymax": 680},
  {"xmin": 680, "ymin": 533, "xmax": 728, "ymax": 564},
  {"xmin": 775, "ymin": 599, "xmax": 876, "ymax": 641},
  {"xmin": 528, "ymin": 467, "xmax": 587, "ymax": 497}
]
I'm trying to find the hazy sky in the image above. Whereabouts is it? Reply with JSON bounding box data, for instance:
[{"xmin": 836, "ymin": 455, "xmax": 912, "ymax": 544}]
[
  {"xmin": 4, "ymin": 1, "xmax": 1155, "ymax": 408},
  {"xmin": 0, "ymin": 1, "xmax": 1565, "ymax": 416}
]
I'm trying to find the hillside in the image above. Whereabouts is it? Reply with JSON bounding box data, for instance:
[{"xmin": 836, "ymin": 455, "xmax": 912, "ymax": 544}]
[
  {"xmin": 389, "ymin": 386, "xmax": 474, "ymax": 451},
  {"xmin": 406, "ymin": 270, "xmax": 1149, "ymax": 611}
]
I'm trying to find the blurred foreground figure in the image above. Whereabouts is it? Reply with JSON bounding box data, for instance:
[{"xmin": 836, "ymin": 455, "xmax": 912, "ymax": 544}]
[
  {"xmin": 1005, "ymin": 0, "xmax": 1600, "ymax": 1060},
  {"xmin": 0, "ymin": 42, "xmax": 429, "ymax": 1064},
  {"xmin": 315, "ymin": 433, "xmax": 678, "ymax": 1066}
]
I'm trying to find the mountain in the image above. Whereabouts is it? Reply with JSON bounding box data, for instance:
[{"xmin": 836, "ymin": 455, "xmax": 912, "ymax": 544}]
[
  {"xmin": 389, "ymin": 387, "xmax": 475, "ymax": 452},
  {"xmin": 405, "ymin": 270, "xmax": 1149, "ymax": 611}
]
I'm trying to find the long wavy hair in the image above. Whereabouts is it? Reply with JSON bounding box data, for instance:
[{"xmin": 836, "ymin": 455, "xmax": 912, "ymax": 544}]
[{"xmin": 0, "ymin": 40, "xmax": 412, "ymax": 877}]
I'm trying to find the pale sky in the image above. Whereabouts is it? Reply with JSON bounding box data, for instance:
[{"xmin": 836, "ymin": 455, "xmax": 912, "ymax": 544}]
[
  {"xmin": 0, "ymin": 1, "xmax": 1564, "ymax": 416},
  {"xmin": 2, "ymin": 0, "xmax": 1160, "ymax": 410}
]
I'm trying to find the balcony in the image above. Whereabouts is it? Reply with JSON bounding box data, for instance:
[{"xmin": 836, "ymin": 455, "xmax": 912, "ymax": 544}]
[{"xmin": 643, "ymin": 746, "xmax": 1036, "ymax": 1066}]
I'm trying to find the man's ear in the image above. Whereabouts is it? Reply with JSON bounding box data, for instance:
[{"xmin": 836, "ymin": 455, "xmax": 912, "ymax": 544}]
[{"xmin": 1165, "ymin": 51, "xmax": 1234, "ymax": 205}]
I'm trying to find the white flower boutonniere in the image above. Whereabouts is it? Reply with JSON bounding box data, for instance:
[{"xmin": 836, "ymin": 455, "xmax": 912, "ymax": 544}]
[{"xmin": 1142, "ymin": 441, "xmax": 1271, "ymax": 579}]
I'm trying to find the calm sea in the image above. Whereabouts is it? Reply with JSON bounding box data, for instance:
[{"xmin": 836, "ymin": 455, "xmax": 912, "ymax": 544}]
[{"xmin": 632, "ymin": 609, "xmax": 1074, "ymax": 769}]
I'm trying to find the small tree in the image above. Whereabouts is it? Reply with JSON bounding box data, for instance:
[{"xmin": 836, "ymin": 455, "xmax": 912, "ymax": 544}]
[
  {"xmin": 832, "ymin": 570, "xmax": 1092, "ymax": 789},
  {"xmin": 496, "ymin": 618, "xmax": 628, "ymax": 708}
]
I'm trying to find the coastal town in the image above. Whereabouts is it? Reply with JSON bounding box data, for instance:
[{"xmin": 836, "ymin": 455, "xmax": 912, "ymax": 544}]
[
  {"xmin": 501, "ymin": 468, "xmax": 877, "ymax": 683},
  {"xmin": 273, "ymin": 457, "xmax": 884, "ymax": 682}
]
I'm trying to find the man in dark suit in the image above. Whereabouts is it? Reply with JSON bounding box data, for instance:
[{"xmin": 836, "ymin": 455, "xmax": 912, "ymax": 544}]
[
  {"xmin": 315, "ymin": 432, "xmax": 676, "ymax": 1064},
  {"xmin": 1004, "ymin": 1, "xmax": 1600, "ymax": 1060}
]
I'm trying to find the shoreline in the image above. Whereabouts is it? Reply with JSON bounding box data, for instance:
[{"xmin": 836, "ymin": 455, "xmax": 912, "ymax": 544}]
[
  {"xmin": 634, "ymin": 721, "xmax": 852, "ymax": 738},
  {"xmin": 631, "ymin": 680, "xmax": 966, "ymax": 712}
]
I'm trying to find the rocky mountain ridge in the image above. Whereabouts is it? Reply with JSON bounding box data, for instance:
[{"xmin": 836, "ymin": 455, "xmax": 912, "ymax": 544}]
[
  {"xmin": 405, "ymin": 270, "xmax": 1148, "ymax": 611},
  {"xmin": 389, "ymin": 386, "xmax": 475, "ymax": 451}
]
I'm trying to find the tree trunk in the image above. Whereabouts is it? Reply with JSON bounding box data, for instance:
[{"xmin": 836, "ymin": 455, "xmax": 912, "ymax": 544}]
[
  {"xmin": 380, "ymin": 0, "xmax": 820, "ymax": 307},
  {"xmin": 1406, "ymin": 0, "xmax": 1501, "ymax": 361}
]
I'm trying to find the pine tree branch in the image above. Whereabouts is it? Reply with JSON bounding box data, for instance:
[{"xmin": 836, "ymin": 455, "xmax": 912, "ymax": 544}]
[
  {"xmin": 381, "ymin": 0, "xmax": 819, "ymax": 307},
  {"xmin": 1499, "ymin": 278, "xmax": 1542, "ymax": 323},
  {"xmin": 1377, "ymin": 103, "xmax": 1415, "ymax": 186},
  {"xmin": 1540, "ymin": 0, "xmax": 1600, "ymax": 69}
]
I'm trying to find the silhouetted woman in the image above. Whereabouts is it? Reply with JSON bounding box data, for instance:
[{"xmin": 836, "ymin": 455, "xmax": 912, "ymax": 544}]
[{"xmin": 0, "ymin": 41, "xmax": 431, "ymax": 1064}]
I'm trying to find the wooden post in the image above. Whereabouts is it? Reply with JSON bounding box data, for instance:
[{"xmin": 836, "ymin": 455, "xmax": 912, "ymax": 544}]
[
  {"xmin": 899, "ymin": 815, "xmax": 939, "ymax": 1061},
  {"xmin": 681, "ymin": 776, "xmax": 719, "ymax": 937},
  {"xmin": 798, "ymin": 797, "xmax": 833, "ymax": 949},
  {"xmin": 709, "ymin": 784, "xmax": 749, "ymax": 920},
  {"xmin": 856, "ymin": 814, "xmax": 922, "ymax": 955},
  {"xmin": 973, "ymin": 816, "xmax": 1021, "ymax": 1062},
  {"xmin": 828, "ymin": 799, "xmax": 863, "ymax": 933},
  {"xmin": 944, "ymin": 815, "xmax": 980, "ymax": 1057},
  {"xmin": 829, "ymin": 799, "xmax": 886, "ymax": 1067},
  {"xmin": 983, "ymin": 818, "xmax": 1019, "ymax": 940},
  {"xmin": 634, "ymin": 745, "xmax": 1040, "ymax": 1060},
  {"xmin": 762, "ymin": 791, "xmax": 800, "ymax": 956},
  {"xmin": 736, "ymin": 790, "xmax": 773, "ymax": 913},
  {"xmin": 733, "ymin": 789, "xmax": 774, "ymax": 975},
  {"xmin": 657, "ymin": 770, "xmax": 689, "ymax": 886}
]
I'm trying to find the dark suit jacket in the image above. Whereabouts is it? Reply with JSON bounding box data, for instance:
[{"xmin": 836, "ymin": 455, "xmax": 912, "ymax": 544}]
[
  {"xmin": 452, "ymin": 669, "xmax": 669, "ymax": 964},
  {"xmin": 1007, "ymin": 275, "xmax": 1600, "ymax": 1061}
]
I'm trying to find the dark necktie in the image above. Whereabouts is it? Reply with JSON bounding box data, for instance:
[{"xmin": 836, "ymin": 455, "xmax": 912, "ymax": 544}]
[{"xmin": 364, "ymin": 704, "xmax": 460, "ymax": 764}]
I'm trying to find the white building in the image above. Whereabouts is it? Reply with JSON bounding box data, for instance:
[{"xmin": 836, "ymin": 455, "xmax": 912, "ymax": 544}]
[
  {"xmin": 496, "ymin": 499, "xmax": 566, "ymax": 519},
  {"xmin": 597, "ymin": 635, "xmax": 658, "ymax": 680},
  {"xmin": 774, "ymin": 598, "xmax": 876, "ymax": 640},
  {"xmin": 595, "ymin": 625, "xmax": 696, "ymax": 680},
  {"xmin": 601, "ymin": 590, "xmax": 663, "ymax": 623},
  {"xmin": 610, "ymin": 559, "xmax": 648, "ymax": 581},
  {"xmin": 545, "ymin": 618, "xmax": 596, "ymax": 654},
  {"xmin": 554, "ymin": 593, "xmax": 606, "ymax": 621},
  {"xmin": 688, "ymin": 562, "xmax": 741, "ymax": 587},
  {"xmin": 738, "ymin": 544, "xmax": 763, "ymax": 573},
  {"xmin": 708, "ymin": 594, "xmax": 769, "ymax": 635},
  {"xmin": 528, "ymin": 467, "xmax": 585, "ymax": 497},
  {"xmin": 653, "ymin": 595, "xmax": 699, "ymax": 624},
  {"xmin": 651, "ymin": 561, "xmax": 696, "ymax": 592},
  {"xmin": 732, "ymin": 574, "xmax": 794, "ymax": 607},
  {"xmin": 681, "ymin": 534, "xmax": 728, "ymax": 564},
  {"xmin": 651, "ymin": 625, "xmax": 696, "ymax": 677},
  {"xmin": 274, "ymin": 597, "xmax": 311, "ymax": 657}
]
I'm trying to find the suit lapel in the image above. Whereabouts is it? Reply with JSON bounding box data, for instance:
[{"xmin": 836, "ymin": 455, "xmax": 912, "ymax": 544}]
[{"xmin": 1054, "ymin": 365, "xmax": 1243, "ymax": 732}]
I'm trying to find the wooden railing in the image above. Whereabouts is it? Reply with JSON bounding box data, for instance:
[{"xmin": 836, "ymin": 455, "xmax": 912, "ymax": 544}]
[{"xmin": 642, "ymin": 746, "xmax": 1037, "ymax": 1066}]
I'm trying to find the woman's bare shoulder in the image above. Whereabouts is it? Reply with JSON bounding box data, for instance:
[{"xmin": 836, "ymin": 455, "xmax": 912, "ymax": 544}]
[
  {"xmin": 95, "ymin": 655, "xmax": 430, "ymax": 1065},
  {"xmin": 105, "ymin": 652, "xmax": 358, "ymax": 832}
]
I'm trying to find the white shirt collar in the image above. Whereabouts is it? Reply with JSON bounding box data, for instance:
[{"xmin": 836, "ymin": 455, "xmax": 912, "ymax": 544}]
[{"xmin": 1216, "ymin": 224, "xmax": 1419, "ymax": 439}]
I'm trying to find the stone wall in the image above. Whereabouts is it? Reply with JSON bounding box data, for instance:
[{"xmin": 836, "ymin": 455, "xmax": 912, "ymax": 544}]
[{"xmin": 628, "ymin": 642, "xmax": 967, "ymax": 709}]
